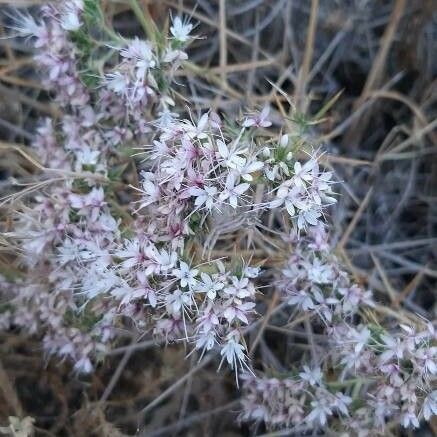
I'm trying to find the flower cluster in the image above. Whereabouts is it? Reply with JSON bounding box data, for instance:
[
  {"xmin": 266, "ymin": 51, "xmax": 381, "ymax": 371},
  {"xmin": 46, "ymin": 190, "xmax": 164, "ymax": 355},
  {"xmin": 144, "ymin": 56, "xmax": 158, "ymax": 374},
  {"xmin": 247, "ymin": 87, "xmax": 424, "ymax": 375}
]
[
  {"xmin": 4, "ymin": 0, "xmax": 197, "ymax": 372},
  {"xmin": 3, "ymin": 1, "xmax": 435, "ymax": 435},
  {"xmin": 280, "ymin": 225, "xmax": 374, "ymax": 322},
  {"xmin": 240, "ymin": 226, "xmax": 436, "ymax": 433},
  {"xmin": 330, "ymin": 322, "xmax": 436, "ymax": 433},
  {"xmin": 4, "ymin": 0, "xmax": 338, "ymax": 379},
  {"xmin": 240, "ymin": 368, "xmax": 352, "ymax": 429}
]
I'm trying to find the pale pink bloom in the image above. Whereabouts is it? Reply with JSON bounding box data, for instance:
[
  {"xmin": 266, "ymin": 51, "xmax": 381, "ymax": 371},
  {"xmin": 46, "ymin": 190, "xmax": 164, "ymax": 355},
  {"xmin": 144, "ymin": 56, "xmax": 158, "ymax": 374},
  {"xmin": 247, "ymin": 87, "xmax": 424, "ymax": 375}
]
[
  {"xmin": 243, "ymin": 106, "xmax": 272, "ymax": 128},
  {"xmin": 223, "ymin": 301, "xmax": 256, "ymax": 324}
]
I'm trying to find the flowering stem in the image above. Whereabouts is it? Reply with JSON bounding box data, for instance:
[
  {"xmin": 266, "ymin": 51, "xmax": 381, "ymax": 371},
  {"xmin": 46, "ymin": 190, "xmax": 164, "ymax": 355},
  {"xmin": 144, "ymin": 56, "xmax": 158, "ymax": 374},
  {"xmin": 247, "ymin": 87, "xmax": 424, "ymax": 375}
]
[{"xmin": 326, "ymin": 377, "xmax": 374, "ymax": 389}]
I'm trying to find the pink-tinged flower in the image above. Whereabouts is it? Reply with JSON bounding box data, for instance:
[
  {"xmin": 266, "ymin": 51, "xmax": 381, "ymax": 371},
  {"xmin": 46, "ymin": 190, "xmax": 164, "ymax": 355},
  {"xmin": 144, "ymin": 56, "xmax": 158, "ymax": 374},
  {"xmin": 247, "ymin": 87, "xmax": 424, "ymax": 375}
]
[
  {"xmin": 380, "ymin": 363, "xmax": 403, "ymax": 386},
  {"xmin": 69, "ymin": 187, "xmax": 106, "ymax": 221},
  {"xmin": 223, "ymin": 301, "xmax": 256, "ymax": 324},
  {"xmin": 242, "ymin": 106, "xmax": 272, "ymax": 128},
  {"xmin": 162, "ymin": 48, "xmax": 188, "ymax": 64},
  {"xmin": 120, "ymin": 37, "xmax": 156, "ymax": 78},
  {"xmin": 219, "ymin": 174, "xmax": 250, "ymax": 208}
]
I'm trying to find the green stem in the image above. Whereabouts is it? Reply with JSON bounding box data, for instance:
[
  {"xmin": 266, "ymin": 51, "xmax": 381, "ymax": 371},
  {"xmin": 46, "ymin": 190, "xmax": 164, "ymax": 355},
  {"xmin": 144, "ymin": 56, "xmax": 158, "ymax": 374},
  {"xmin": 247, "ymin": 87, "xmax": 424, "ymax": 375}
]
[{"xmin": 129, "ymin": 0, "xmax": 158, "ymax": 43}]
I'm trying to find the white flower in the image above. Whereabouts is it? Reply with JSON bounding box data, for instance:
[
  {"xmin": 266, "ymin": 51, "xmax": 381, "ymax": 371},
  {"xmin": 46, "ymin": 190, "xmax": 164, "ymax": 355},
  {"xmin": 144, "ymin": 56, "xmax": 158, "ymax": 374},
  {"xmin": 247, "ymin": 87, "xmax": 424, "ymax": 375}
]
[
  {"xmin": 288, "ymin": 290, "xmax": 314, "ymax": 311},
  {"xmin": 224, "ymin": 276, "xmax": 253, "ymax": 299},
  {"xmin": 172, "ymin": 261, "xmax": 198, "ymax": 288},
  {"xmin": 305, "ymin": 257, "xmax": 333, "ymax": 284},
  {"xmin": 81, "ymin": 263, "xmax": 121, "ymax": 299},
  {"xmin": 299, "ymin": 365, "xmax": 323, "ymax": 386},
  {"xmin": 75, "ymin": 147, "xmax": 100, "ymax": 168},
  {"xmin": 151, "ymin": 248, "xmax": 178, "ymax": 274},
  {"xmin": 293, "ymin": 159, "xmax": 317, "ymax": 187},
  {"xmin": 350, "ymin": 326, "xmax": 371, "ymax": 353},
  {"xmin": 74, "ymin": 356, "xmax": 93, "ymax": 373},
  {"xmin": 401, "ymin": 410, "xmax": 419, "ymax": 428},
  {"xmin": 104, "ymin": 72, "xmax": 129, "ymax": 95},
  {"xmin": 115, "ymin": 239, "xmax": 144, "ymax": 270},
  {"xmin": 306, "ymin": 396, "xmax": 332, "ymax": 426},
  {"xmin": 415, "ymin": 346, "xmax": 437, "ymax": 375},
  {"xmin": 196, "ymin": 331, "xmax": 216, "ymax": 352},
  {"xmin": 170, "ymin": 16, "xmax": 193, "ymax": 42},
  {"xmin": 219, "ymin": 173, "xmax": 250, "ymax": 208},
  {"xmin": 380, "ymin": 335, "xmax": 404, "ymax": 362},
  {"xmin": 219, "ymin": 333, "xmax": 247, "ymax": 373},
  {"xmin": 216, "ymin": 139, "xmax": 246, "ymax": 170},
  {"xmin": 297, "ymin": 208, "xmax": 322, "ymax": 229},
  {"xmin": 189, "ymin": 185, "xmax": 218, "ymax": 211},
  {"xmin": 60, "ymin": 4, "xmax": 82, "ymax": 31},
  {"xmin": 139, "ymin": 172, "xmax": 160, "ymax": 208},
  {"xmin": 239, "ymin": 159, "xmax": 264, "ymax": 182},
  {"xmin": 423, "ymin": 391, "xmax": 437, "ymax": 421},
  {"xmin": 166, "ymin": 289, "xmax": 192, "ymax": 314},
  {"xmin": 197, "ymin": 272, "xmax": 224, "ymax": 299},
  {"xmin": 333, "ymin": 392, "xmax": 352, "ymax": 415}
]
